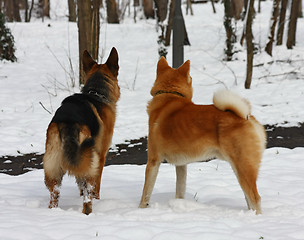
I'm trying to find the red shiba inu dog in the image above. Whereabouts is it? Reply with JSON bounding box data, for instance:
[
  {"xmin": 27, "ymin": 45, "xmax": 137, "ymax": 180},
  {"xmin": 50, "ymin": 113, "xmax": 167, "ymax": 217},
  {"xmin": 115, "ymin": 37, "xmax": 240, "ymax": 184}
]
[
  {"xmin": 139, "ymin": 57, "xmax": 266, "ymax": 214},
  {"xmin": 43, "ymin": 48, "xmax": 120, "ymax": 214}
]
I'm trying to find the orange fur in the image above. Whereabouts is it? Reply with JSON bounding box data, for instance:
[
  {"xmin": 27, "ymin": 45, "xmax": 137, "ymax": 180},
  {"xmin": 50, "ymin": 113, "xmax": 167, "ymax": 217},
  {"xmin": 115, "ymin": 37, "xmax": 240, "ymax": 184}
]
[
  {"xmin": 43, "ymin": 48, "xmax": 120, "ymax": 214},
  {"xmin": 139, "ymin": 57, "xmax": 266, "ymax": 214}
]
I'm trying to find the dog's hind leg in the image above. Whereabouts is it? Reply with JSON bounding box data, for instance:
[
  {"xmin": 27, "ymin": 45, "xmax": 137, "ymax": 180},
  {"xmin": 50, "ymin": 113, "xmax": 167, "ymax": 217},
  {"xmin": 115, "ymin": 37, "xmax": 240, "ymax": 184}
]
[
  {"xmin": 175, "ymin": 165, "xmax": 187, "ymax": 199},
  {"xmin": 43, "ymin": 123, "xmax": 65, "ymax": 209},
  {"xmin": 139, "ymin": 156, "xmax": 161, "ymax": 208},
  {"xmin": 229, "ymin": 155, "xmax": 262, "ymax": 214},
  {"xmin": 45, "ymin": 173, "xmax": 64, "ymax": 208},
  {"xmin": 82, "ymin": 177, "xmax": 95, "ymax": 215}
]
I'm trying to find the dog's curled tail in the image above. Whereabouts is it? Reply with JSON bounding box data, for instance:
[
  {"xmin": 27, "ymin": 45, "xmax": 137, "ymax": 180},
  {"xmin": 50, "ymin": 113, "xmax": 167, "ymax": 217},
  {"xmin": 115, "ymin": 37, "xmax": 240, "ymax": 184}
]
[
  {"xmin": 213, "ymin": 89, "xmax": 251, "ymax": 120},
  {"xmin": 59, "ymin": 123, "xmax": 95, "ymax": 168}
]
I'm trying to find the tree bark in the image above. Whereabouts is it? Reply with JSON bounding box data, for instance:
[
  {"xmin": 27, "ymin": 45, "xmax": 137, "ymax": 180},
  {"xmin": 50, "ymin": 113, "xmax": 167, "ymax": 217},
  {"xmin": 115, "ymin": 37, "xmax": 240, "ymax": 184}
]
[
  {"xmin": 245, "ymin": 0, "xmax": 255, "ymax": 89},
  {"xmin": 77, "ymin": 0, "xmax": 101, "ymax": 84},
  {"xmin": 143, "ymin": 0, "xmax": 154, "ymax": 19},
  {"xmin": 12, "ymin": 0, "xmax": 21, "ymax": 21},
  {"xmin": 224, "ymin": 0, "xmax": 236, "ymax": 61},
  {"xmin": 43, "ymin": 0, "xmax": 50, "ymax": 18},
  {"xmin": 276, "ymin": 0, "xmax": 288, "ymax": 45},
  {"xmin": 287, "ymin": 0, "xmax": 300, "ymax": 49},
  {"xmin": 165, "ymin": 0, "xmax": 175, "ymax": 46},
  {"xmin": 106, "ymin": 0, "xmax": 119, "ymax": 23},
  {"xmin": 68, "ymin": 0, "xmax": 76, "ymax": 22},
  {"xmin": 265, "ymin": 0, "xmax": 281, "ymax": 56},
  {"xmin": 4, "ymin": 0, "xmax": 21, "ymax": 22}
]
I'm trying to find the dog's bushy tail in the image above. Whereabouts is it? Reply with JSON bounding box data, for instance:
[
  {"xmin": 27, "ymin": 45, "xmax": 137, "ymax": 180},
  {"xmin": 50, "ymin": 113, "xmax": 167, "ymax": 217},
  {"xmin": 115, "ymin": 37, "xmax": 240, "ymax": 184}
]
[
  {"xmin": 59, "ymin": 123, "xmax": 95, "ymax": 167},
  {"xmin": 213, "ymin": 89, "xmax": 251, "ymax": 119}
]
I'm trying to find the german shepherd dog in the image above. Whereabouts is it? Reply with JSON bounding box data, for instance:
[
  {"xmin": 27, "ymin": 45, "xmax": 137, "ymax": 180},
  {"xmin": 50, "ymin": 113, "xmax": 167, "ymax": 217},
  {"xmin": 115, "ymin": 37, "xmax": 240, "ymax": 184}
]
[
  {"xmin": 43, "ymin": 48, "xmax": 120, "ymax": 215},
  {"xmin": 139, "ymin": 57, "xmax": 266, "ymax": 214}
]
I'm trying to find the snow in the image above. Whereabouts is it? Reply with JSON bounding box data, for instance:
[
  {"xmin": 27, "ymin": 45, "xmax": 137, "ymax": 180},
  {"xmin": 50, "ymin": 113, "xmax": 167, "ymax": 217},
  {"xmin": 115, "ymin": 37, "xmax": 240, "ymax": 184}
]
[
  {"xmin": 0, "ymin": 148, "xmax": 304, "ymax": 239},
  {"xmin": 0, "ymin": 1, "xmax": 304, "ymax": 239}
]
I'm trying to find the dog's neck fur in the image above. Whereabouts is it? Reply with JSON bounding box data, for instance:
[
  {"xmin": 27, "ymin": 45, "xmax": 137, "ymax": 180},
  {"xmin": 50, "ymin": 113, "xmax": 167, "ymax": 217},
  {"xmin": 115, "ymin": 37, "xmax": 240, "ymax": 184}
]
[
  {"xmin": 82, "ymin": 72, "xmax": 111, "ymax": 104},
  {"xmin": 154, "ymin": 90, "xmax": 185, "ymax": 98}
]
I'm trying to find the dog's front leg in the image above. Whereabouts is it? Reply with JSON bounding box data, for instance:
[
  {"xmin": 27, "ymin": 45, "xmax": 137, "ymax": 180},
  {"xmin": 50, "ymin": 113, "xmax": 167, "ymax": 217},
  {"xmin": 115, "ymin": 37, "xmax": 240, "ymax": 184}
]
[
  {"xmin": 139, "ymin": 158, "xmax": 161, "ymax": 208},
  {"xmin": 94, "ymin": 154, "xmax": 106, "ymax": 199},
  {"xmin": 175, "ymin": 165, "xmax": 187, "ymax": 199}
]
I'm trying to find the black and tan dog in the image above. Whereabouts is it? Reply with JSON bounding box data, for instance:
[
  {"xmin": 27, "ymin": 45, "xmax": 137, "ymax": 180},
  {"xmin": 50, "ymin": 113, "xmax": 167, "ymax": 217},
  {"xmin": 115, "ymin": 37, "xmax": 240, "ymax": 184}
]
[{"xmin": 43, "ymin": 48, "xmax": 120, "ymax": 214}]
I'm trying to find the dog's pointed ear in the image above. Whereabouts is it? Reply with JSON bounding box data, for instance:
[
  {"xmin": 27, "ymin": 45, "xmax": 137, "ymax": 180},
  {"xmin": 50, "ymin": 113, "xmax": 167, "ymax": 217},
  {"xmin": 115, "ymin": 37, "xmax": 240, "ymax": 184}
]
[
  {"xmin": 83, "ymin": 50, "xmax": 97, "ymax": 74},
  {"xmin": 106, "ymin": 47, "xmax": 119, "ymax": 77},
  {"xmin": 157, "ymin": 56, "xmax": 170, "ymax": 75},
  {"xmin": 178, "ymin": 60, "xmax": 190, "ymax": 77}
]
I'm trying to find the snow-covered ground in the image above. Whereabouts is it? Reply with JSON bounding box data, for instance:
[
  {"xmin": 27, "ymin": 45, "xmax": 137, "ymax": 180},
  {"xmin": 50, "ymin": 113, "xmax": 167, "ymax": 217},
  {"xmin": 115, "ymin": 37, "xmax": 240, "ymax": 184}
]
[
  {"xmin": 0, "ymin": 1, "xmax": 304, "ymax": 239},
  {"xmin": 1, "ymin": 148, "xmax": 304, "ymax": 239}
]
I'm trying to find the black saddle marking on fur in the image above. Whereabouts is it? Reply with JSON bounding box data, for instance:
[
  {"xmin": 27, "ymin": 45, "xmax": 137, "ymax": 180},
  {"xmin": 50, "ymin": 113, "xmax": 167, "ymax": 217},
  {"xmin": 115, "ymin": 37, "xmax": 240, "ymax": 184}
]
[
  {"xmin": 51, "ymin": 71, "xmax": 112, "ymax": 138},
  {"xmin": 51, "ymin": 94, "xmax": 100, "ymax": 137}
]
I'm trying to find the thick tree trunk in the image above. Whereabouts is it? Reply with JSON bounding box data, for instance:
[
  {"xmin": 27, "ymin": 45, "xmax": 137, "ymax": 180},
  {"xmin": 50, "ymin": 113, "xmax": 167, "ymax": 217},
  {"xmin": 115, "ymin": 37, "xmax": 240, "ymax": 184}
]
[
  {"xmin": 245, "ymin": 0, "xmax": 255, "ymax": 89},
  {"xmin": 276, "ymin": 0, "xmax": 288, "ymax": 45},
  {"xmin": 43, "ymin": 0, "xmax": 50, "ymax": 18},
  {"xmin": 68, "ymin": 0, "xmax": 77, "ymax": 22},
  {"xmin": 77, "ymin": 0, "xmax": 101, "ymax": 84},
  {"xmin": 287, "ymin": 0, "xmax": 300, "ymax": 49},
  {"xmin": 265, "ymin": 0, "xmax": 281, "ymax": 56},
  {"xmin": 106, "ymin": 0, "xmax": 119, "ymax": 23},
  {"xmin": 143, "ymin": 0, "xmax": 154, "ymax": 19},
  {"xmin": 4, "ymin": 0, "xmax": 21, "ymax": 22}
]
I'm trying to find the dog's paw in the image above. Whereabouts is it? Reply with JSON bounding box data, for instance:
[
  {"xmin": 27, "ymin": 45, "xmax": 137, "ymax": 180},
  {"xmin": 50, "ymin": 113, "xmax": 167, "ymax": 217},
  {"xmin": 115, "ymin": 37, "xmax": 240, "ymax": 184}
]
[{"xmin": 139, "ymin": 202, "xmax": 149, "ymax": 208}]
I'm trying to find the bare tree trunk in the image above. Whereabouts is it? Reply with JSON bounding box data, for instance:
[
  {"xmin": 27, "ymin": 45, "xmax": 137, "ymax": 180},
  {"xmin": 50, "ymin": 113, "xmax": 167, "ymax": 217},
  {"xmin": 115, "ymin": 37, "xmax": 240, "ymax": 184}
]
[
  {"xmin": 186, "ymin": 0, "xmax": 193, "ymax": 15},
  {"xmin": 276, "ymin": 0, "xmax": 288, "ymax": 45},
  {"xmin": 4, "ymin": 0, "xmax": 21, "ymax": 22},
  {"xmin": 44, "ymin": 0, "xmax": 50, "ymax": 18},
  {"xmin": 143, "ymin": 0, "xmax": 154, "ymax": 18},
  {"xmin": 164, "ymin": 0, "xmax": 190, "ymax": 47},
  {"xmin": 265, "ymin": 0, "xmax": 281, "ymax": 56},
  {"xmin": 106, "ymin": 0, "xmax": 119, "ymax": 23},
  {"xmin": 28, "ymin": 0, "xmax": 34, "ymax": 22},
  {"xmin": 68, "ymin": 0, "xmax": 76, "ymax": 22},
  {"xmin": 287, "ymin": 0, "xmax": 300, "ymax": 49},
  {"xmin": 12, "ymin": 0, "xmax": 21, "ymax": 21},
  {"xmin": 165, "ymin": 0, "xmax": 175, "ymax": 46},
  {"xmin": 245, "ymin": 0, "xmax": 255, "ymax": 89},
  {"xmin": 77, "ymin": 0, "xmax": 101, "ymax": 84},
  {"xmin": 224, "ymin": 0, "xmax": 236, "ymax": 61},
  {"xmin": 231, "ymin": 0, "xmax": 243, "ymax": 20}
]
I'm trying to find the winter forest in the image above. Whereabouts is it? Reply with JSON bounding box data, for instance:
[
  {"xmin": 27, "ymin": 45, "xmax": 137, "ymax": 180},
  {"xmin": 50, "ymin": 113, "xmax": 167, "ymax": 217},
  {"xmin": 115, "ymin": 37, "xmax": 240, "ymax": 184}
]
[{"xmin": 0, "ymin": 0, "xmax": 304, "ymax": 239}]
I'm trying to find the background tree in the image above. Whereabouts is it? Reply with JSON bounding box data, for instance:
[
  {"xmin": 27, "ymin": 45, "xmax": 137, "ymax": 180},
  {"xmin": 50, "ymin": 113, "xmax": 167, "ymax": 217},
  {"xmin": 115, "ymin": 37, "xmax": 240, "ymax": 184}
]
[
  {"xmin": 3, "ymin": 0, "xmax": 21, "ymax": 22},
  {"xmin": 276, "ymin": 0, "xmax": 288, "ymax": 45},
  {"xmin": 143, "ymin": 0, "xmax": 154, "ymax": 19},
  {"xmin": 77, "ymin": 0, "xmax": 101, "ymax": 84},
  {"xmin": 244, "ymin": 0, "xmax": 255, "ymax": 89},
  {"xmin": 0, "ymin": 12, "xmax": 17, "ymax": 62},
  {"xmin": 287, "ymin": 0, "xmax": 300, "ymax": 49},
  {"xmin": 107, "ymin": 0, "xmax": 119, "ymax": 23},
  {"xmin": 68, "ymin": 0, "xmax": 76, "ymax": 22},
  {"xmin": 223, "ymin": 0, "xmax": 236, "ymax": 61},
  {"xmin": 265, "ymin": 0, "xmax": 281, "ymax": 56}
]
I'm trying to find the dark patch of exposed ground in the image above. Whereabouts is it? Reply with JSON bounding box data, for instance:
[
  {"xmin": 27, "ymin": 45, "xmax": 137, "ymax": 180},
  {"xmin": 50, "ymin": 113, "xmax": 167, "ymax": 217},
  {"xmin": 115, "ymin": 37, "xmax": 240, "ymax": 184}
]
[{"xmin": 0, "ymin": 124, "xmax": 303, "ymax": 175}]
